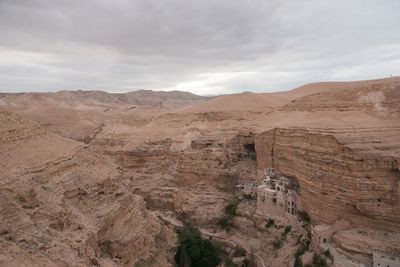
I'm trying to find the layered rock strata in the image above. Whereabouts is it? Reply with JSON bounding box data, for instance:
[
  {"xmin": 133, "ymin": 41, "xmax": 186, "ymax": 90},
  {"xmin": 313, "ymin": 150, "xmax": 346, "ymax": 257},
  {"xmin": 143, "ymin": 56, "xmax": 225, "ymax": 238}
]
[
  {"xmin": 0, "ymin": 109, "xmax": 176, "ymax": 266},
  {"xmin": 255, "ymin": 127, "xmax": 400, "ymax": 232}
]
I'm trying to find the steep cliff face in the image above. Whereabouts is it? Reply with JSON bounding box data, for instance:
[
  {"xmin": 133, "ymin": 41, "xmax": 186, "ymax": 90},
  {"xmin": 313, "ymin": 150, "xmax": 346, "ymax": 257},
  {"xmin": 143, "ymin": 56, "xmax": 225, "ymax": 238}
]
[{"xmin": 255, "ymin": 127, "xmax": 400, "ymax": 232}]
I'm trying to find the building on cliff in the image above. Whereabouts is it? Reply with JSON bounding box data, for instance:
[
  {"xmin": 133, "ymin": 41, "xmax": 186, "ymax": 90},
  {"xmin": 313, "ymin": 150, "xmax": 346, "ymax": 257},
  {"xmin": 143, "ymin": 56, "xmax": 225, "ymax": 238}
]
[
  {"xmin": 256, "ymin": 168, "xmax": 299, "ymax": 216},
  {"xmin": 236, "ymin": 168, "xmax": 304, "ymax": 230},
  {"xmin": 264, "ymin": 167, "xmax": 276, "ymax": 177}
]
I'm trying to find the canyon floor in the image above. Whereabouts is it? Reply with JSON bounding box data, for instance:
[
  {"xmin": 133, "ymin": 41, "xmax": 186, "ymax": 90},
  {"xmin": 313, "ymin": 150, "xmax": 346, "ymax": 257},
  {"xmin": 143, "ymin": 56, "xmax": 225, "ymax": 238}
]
[{"xmin": 1, "ymin": 77, "xmax": 400, "ymax": 267}]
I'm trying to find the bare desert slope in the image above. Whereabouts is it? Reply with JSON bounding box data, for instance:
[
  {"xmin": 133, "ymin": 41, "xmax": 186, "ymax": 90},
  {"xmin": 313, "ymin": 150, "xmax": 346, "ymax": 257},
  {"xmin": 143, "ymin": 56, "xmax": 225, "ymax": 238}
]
[
  {"xmin": 178, "ymin": 92, "xmax": 288, "ymax": 113},
  {"xmin": 273, "ymin": 76, "xmax": 400, "ymax": 100},
  {"xmin": 1, "ymin": 77, "xmax": 399, "ymax": 266},
  {"xmin": 0, "ymin": 108, "xmax": 176, "ymax": 267},
  {"xmin": 0, "ymin": 89, "xmax": 207, "ymax": 142}
]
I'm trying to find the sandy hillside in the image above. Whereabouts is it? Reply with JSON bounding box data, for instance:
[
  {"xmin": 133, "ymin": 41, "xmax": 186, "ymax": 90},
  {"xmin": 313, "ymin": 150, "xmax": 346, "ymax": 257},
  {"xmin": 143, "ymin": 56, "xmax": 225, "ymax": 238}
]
[{"xmin": 1, "ymin": 77, "xmax": 400, "ymax": 266}]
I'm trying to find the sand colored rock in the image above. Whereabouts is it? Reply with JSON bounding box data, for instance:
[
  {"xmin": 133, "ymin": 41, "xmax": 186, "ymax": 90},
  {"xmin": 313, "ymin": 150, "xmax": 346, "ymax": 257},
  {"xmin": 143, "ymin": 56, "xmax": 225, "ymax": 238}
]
[
  {"xmin": 1, "ymin": 77, "xmax": 400, "ymax": 266},
  {"xmin": 0, "ymin": 108, "xmax": 176, "ymax": 266}
]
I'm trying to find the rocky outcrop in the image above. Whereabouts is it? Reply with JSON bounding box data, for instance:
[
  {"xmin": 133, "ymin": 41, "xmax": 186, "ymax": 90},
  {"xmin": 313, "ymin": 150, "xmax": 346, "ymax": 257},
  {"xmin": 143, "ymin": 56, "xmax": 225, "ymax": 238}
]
[
  {"xmin": 107, "ymin": 130, "xmax": 258, "ymax": 226},
  {"xmin": 0, "ymin": 108, "xmax": 44, "ymax": 143},
  {"xmin": 255, "ymin": 127, "xmax": 400, "ymax": 232},
  {"xmin": 0, "ymin": 108, "xmax": 176, "ymax": 266},
  {"xmin": 332, "ymin": 228, "xmax": 400, "ymax": 263}
]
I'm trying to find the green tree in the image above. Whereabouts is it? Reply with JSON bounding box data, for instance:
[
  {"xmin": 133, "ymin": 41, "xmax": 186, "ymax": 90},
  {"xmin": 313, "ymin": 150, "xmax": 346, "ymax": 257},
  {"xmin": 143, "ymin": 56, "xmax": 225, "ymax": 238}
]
[
  {"xmin": 265, "ymin": 218, "xmax": 275, "ymax": 228},
  {"xmin": 298, "ymin": 210, "xmax": 310, "ymax": 222},
  {"xmin": 218, "ymin": 218, "xmax": 228, "ymax": 228},
  {"xmin": 293, "ymin": 257, "xmax": 303, "ymax": 267},
  {"xmin": 225, "ymin": 203, "xmax": 238, "ymax": 218},
  {"xmin": 175, "ymin": 222, "xmax": 221, "ymax": 267},
  {"xmin": 312, "ymin": 253, "xmax": 328, "ymax": 267}
]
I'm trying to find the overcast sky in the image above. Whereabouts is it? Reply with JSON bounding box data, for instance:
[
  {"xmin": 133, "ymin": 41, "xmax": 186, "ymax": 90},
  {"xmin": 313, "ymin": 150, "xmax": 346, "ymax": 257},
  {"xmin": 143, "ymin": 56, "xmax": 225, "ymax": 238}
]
[{"xmin": 0, "ymin": 0, "xmax": 399, "ymax": 95}]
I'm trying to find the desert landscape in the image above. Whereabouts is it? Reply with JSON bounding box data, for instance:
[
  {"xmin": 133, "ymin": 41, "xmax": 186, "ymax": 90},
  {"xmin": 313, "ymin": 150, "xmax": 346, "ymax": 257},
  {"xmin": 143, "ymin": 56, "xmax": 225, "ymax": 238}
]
[
  {"xmin": 1, "ymin": 77, "xmax": 399, "ymax": 266},
  {"xmin": 1, "ymin": 1, "xmax": 400, "ymax": 266}
]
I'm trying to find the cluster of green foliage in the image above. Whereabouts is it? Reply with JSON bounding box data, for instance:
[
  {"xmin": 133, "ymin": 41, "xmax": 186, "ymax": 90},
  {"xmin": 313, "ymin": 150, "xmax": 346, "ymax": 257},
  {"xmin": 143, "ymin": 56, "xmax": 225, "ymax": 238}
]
[
  {"xmin": 233, "ymin": 246, "xmax": 246, "ymax": 257},
  {"xmin": 298, "ymin": 215, "xmax": 312, "ymax": 240},
  {"xmin": 213, "ymin": 241, "xmax": 234, "ymax": 267},
  {"xmin": 225, "ymin": 203, "xmax": 238, "ymax": 218},
  {"xmin": 293, "ymin": 234, "xmax": 311, "ymax": 267},
  {"xmin": 218, "ymin": 218, "xmax": 228, "ymax": 228},
  {"xmin": 281, "ymin": 225, "xmax": 292, "ymax": 239},
  {"xmin": 298, "ymin": 210, "xmax": 310, "ymax": 223},
  {"xmin": 293, "ymin": 257, "xmax": 303, "ymax": 267},
  {"xmin": 265, "ymin": 218, "xmax": 275, "ymax": 228},
  {"xmin": 284, "ymin": 226, "xmax": 292, "ymax": 235},
  {"xmin": 304, "ymin": 239, "xmax": 311, "ymax": 249},
  {"xmin": 217, "ymin": 202, "xmax": 239, "ymax": 232},
  {"xmin": 323, "ymin": 249, "xmax": 332, "ymax": 260},
  {"xmin": 312, "ymin": 253, "xmax": 328, "ymax": 267},
  {"xmin": 174, "ymin": 222, "xmax": 221, "ymax": 267},
  {"xmin": 295, "ymin": 246, "xmax": 308, "ymax": 258},
  {"xmin": 293, "ymin": 245, "xmax": 308, "ymax": 267}
]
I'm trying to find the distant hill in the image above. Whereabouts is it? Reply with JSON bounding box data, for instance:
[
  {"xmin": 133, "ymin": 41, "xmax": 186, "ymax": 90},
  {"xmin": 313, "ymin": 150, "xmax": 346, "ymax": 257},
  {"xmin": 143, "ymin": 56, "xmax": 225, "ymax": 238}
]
[
  {"xmin": 272, "ymin": 76, "xmax": 400, "ymax": 100},
  {"xmin": 0, "ymin": 89, "xmax": 207, "ymax": 108}
]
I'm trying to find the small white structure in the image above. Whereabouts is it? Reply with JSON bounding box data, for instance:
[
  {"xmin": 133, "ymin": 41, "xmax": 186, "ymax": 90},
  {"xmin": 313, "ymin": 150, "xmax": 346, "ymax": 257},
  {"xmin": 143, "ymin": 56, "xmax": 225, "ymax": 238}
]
[
  {"xmin": 373, "ymin": 252, "xmax": 400, "ymax": 267},
  {"xmin": 264, "ymin": 168, "xmax": 276, "ymax": 177}
]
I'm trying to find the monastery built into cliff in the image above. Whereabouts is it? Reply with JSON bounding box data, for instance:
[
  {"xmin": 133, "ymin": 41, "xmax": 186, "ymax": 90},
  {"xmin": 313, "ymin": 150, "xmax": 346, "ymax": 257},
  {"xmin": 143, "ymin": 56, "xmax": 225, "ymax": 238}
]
[{"xmin": 236, "ymin": 168, "xmax": 302, "ymax": 223}]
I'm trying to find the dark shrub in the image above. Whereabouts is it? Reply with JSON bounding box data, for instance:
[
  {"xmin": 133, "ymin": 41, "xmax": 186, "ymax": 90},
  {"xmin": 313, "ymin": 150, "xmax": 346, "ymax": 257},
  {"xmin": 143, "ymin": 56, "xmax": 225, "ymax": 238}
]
[
  {"xmin": 218, "ymin": 218, "xmax": 228, "ymax": 228},
  {"xmin": 295, "ymin": 246, "xmax": 308, "ymax": 258},
  {"xmin": 293, "ymin": 256, "xmax": 303, "ymax": 267},
  {"xmin": 298, "ymin": 210, "xmax": 310, "ymax": 223},
  {"xmin": 312, "ymin": 253, "xmax": 328, "ymax": 267},
  {"xmin": 265, "ymin": 218, "xmax": 275, "ymax": 228},
  {"xmin": 225, "ymin": 203, "xmax": 238, "ymax": 218},
  {"xmin": 175, "ymin": 222, "xmax": 220, "ymax": 267},
  {"xmin": 284, "ymin": 226, "xmax": 292, "ymax": 235}
]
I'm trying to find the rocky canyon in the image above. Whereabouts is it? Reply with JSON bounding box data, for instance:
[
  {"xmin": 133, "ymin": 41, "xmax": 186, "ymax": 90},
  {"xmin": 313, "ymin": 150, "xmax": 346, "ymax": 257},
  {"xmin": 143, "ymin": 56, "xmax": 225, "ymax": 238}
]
[{"xmin": 1, "ymin": 77, "xmax": 400, "ymax": 267}]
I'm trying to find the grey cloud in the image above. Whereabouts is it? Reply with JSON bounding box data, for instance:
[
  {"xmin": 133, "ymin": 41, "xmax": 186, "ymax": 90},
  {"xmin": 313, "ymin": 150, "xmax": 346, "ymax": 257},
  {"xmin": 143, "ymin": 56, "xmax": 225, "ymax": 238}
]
[{"xmin": 0, "ymin": 0, "xmax": 399, "ymax": 94}]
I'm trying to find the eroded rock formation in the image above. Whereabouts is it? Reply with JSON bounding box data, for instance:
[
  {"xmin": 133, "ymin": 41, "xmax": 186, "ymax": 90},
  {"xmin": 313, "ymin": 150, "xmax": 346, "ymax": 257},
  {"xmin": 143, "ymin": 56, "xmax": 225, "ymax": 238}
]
[
  {"xmin": 0, "ymin": 108, "xmax": 176, "ymax": 266},
  {"xmin": 1, "ymin": 77, "xmax": 400, "ymax": 266},
  {"xmin": 255, "ymin": 127, "xmax": 400, "ymax": 232}
]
